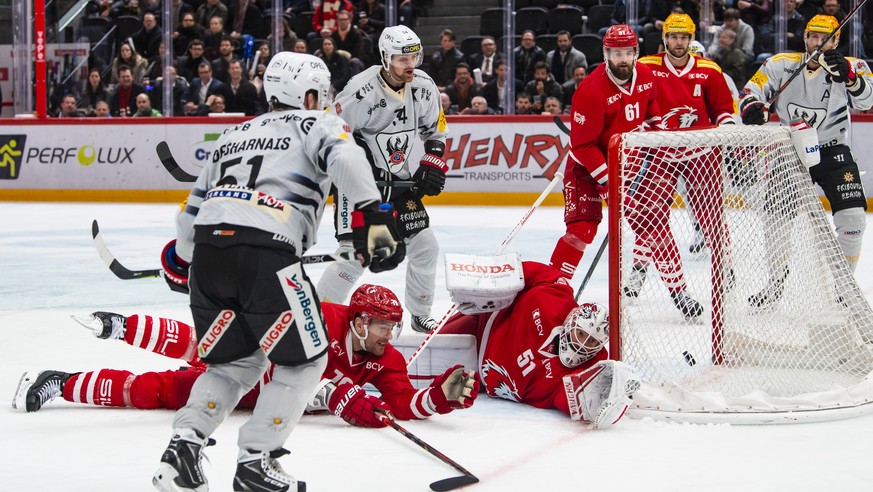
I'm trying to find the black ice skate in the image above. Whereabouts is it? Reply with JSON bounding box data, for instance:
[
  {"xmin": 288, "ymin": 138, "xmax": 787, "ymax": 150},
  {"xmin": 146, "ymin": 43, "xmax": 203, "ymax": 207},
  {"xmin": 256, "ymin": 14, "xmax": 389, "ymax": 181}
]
[
  {"xmin": 233, "ymin": 448, "xmax": 305, "ymax": 492},
  {"xmin": 12, "ymin": 370, "xmax": 72, "ymax": 412},
  {"xmin": 71, "ymin": 311, "xmax": 127, "ymax": 340},
  {"xmin": 689, "ymin": 223, "xmax": 706, "ymax": 254},
  {"xmin": 623, "ymin": 264, "xmax": 647, "ymax": 298},
  {"xmin": 748, "ymin": 267, "xmax": 789, "ymax": 308},
  {"xmin": 671, "ymin": 290, "xmax": 703, "ymax": 319},
  {"xmin": 411, "ymin": 315, "xmax": 438, "ymax": 333},
  {"xmin": 153, "ymin": 428, "xmax": 215, "ymax": 492}
]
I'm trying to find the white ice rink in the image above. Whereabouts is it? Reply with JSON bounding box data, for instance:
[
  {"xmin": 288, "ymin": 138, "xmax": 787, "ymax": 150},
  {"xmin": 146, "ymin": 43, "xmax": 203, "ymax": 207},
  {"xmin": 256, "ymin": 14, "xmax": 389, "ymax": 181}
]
[{"xmin": 3, "ymin": 202, "xmax": 873, "ymax": 492}]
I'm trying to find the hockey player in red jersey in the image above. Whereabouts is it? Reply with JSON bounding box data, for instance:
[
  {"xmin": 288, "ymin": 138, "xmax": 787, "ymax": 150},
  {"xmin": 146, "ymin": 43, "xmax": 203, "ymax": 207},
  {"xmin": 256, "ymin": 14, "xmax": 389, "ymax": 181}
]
[
  {"xmin": 442, "ymin": 260, "xmax": 641, "ymax": 429},
  {"xmin": 13, "ymin": 285, "xmax": 478, "ymax": 428},
  {"xmin": 621, "ymin": 13, "xmax": 740, "ymax": 318},
  {"xmin": 549, "ymin": 24, "xmax": 662, "ymax": 283}
]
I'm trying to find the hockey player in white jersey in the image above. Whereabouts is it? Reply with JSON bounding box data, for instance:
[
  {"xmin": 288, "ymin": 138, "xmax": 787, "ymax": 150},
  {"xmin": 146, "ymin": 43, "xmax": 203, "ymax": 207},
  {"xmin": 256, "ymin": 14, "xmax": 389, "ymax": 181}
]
[
  {"xmin": 740, "ymin": 14, "xmax": 873, "ymax": 306},
  {"xmin": 318, "ymin": 25, "xmax": 450, "ymax": 333},
  {"xmin": 153, "ymin": 52, "xmax": 405, "ymax": 492}
]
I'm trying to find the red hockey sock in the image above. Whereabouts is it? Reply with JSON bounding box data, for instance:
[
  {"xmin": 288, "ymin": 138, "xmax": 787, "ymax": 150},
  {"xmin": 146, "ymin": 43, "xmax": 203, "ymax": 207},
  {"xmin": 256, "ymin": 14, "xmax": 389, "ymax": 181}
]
[
  {"xmin": 63, "ymin": 370, "xmax": 133, "ymax": 407},
  {"xmin": 125, "ymin": 315, "xmax": 202, "ymax": 366}
]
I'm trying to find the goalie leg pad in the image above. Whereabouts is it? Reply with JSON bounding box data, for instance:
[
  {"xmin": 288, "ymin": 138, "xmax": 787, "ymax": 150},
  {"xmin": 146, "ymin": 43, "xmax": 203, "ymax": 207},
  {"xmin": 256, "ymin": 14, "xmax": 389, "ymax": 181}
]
[
  {"xmin": 833, "ymin": 207, "xmax": 866, "ymax": 273},
  {"xmin": 563, "ymin": 360, "xmax": 641, "ymax": 429}
]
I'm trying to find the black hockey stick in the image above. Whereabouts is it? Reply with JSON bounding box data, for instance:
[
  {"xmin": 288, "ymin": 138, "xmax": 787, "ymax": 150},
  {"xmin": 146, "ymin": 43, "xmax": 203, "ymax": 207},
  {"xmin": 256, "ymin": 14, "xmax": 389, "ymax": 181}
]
[
  {"xmin": 157, "ymin": 140, "xmax": 417, "ymax": 188},
  {"xmin": 553, "ymin": 115, "xmax": 570, "ymax": 136},
  {"xmin": 156, "ymin": 141, "xmax": 198, "ymax": 182},
  {"xmin": 92, "ymin": 220, "xmax": 347, "ymax": 280},
  {"xmin": 767, "ymin": 0, "xmax": 868, "ymax": 105},
  {"xmin": 375, "ymin": 409, "xmax": 478, "ymax": 491}
]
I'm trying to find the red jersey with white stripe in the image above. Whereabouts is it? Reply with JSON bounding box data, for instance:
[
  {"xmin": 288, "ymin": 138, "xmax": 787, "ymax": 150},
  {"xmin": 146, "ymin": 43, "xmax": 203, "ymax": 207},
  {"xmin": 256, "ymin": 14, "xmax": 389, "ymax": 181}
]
[
  {"xmin": 638, "ymin": 52, "xmax": 734, "ymax": 128},
  {"xmin": 569, "ymin": 62, "xmax": 661, "ymax": 185}
]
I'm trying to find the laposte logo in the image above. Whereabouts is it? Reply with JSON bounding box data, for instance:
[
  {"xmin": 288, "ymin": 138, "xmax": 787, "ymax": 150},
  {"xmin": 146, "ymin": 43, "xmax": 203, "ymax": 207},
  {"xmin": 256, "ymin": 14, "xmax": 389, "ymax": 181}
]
[{"xmin": 0, "ymin": 135, "xmax": 26, "ymax": 179}]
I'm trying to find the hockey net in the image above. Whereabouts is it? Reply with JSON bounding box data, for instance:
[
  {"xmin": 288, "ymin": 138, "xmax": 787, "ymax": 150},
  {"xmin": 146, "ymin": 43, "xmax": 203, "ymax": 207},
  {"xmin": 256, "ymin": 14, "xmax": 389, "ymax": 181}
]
[{"xmin": 608, "ymin": 126, "xmax": 873, "ymax": 423}]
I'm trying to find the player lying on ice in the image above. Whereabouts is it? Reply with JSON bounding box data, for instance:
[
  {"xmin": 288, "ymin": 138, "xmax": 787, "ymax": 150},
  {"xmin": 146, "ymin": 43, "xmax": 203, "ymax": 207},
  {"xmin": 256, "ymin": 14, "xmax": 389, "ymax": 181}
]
[
  {"xmin": 12, "ymin": 283, "xmax": 479, "ymax": 428},
  {"xmin": 440, "ymin": 257, "xmax": 641, "ymax": 429}
]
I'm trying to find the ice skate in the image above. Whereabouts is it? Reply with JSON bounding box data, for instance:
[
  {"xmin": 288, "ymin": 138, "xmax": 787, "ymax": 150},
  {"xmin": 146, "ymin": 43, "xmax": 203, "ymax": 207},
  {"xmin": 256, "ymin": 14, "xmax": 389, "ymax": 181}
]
[
  {"xmin": 623, "ymin": 264, "xmax": 647, "ymax": 298},
  {"xmin": 748, "ymin": 267, "xmax": 789, "ymax": 308},
  {"xmin": 233, "ymin": 448, "xmax": 305, "ymax": 492},
  {"xmin": 411, "ymin": 315, "xmax": 438, "ymax": 333},
  {"xmin": 688, "ymin": 224, "xmax": 706, "ymax": 254},
  {"xmin": 153, "ymin": 428, "xmax": 214, "ymax": 492},
  {"xmin": 671, "ymin": 290, "xmax": 703, "ymax": 319},
  {"xmin": 71, "ymin": 311, "xmax": 126, "ymax": 340},
  {"xmin": 12, "ymin": 370, "xmax": 72, "ymax": 412}
]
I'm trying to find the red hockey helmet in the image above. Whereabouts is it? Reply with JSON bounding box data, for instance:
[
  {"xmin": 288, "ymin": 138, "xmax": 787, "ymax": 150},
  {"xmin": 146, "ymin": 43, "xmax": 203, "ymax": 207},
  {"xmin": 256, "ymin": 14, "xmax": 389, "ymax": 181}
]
[
  {"xmin": 603, "ymin": 25, "xmax": 638, "ymax": 49},
  {"xmin": 349, "ymin": 284, "xmax": 404, "ymax": 338}
]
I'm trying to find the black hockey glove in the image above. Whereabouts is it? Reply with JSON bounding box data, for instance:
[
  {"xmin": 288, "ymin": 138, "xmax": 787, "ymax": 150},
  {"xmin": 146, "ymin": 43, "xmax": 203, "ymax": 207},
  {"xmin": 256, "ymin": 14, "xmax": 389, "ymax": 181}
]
[
  {"xmin": 740, "ymin": 99, "xmax": 769, "ymax": 126},
  {"xmin": 412, "ymin": 154, "xmax": 449, "ymax": 196},
  {"xmin": 820, "ymin": 50, "xmax": 856, "ymax": 84},
  {"xmin": 351, "ymin": 203, "xmax": 406, "ymax": 273},
  {"xmin": 160, "ymin": 240, "xmax": 190, "ymax": 294}
]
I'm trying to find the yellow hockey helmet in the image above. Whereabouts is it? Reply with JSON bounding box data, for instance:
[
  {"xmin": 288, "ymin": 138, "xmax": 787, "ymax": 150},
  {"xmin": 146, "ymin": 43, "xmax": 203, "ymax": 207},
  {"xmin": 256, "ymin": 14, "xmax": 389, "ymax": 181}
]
[
  {"xmin": 805, "ymin": 14, "xmax": 840, "ymax": 45},
  {"xmin": 663, "ymin": 13, "xmax": 696, "ymax": 38}
]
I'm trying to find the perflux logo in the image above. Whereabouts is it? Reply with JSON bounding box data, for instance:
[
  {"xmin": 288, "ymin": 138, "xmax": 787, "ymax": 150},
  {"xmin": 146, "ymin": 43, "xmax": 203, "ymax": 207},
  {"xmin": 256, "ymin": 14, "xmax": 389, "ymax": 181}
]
[{"xmin": 0, "ymin": 135, "xmax": 26, "ymax": 179}]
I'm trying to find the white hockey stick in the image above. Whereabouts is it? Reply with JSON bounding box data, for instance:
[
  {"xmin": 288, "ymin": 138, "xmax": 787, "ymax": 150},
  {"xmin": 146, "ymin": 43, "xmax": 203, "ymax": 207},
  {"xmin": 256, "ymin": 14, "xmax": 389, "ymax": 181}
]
[{"xmin": 406, "ymin": 171, "xmax": 564, "ymax": 366}]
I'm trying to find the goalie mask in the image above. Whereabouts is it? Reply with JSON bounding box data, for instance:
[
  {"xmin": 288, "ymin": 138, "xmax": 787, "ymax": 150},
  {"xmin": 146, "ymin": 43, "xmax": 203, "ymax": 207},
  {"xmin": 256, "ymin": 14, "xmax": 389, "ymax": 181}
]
[
  {"xmin": 804, "ymin": 14, "xmax": 840, "ymax": 53},
  {"xmin": 349, "ymin": 284, "xmax": 404, "ymax": 342},
  {"xmin": 559, "ymin": 303, "xmax": 609, "ymax": 368}
]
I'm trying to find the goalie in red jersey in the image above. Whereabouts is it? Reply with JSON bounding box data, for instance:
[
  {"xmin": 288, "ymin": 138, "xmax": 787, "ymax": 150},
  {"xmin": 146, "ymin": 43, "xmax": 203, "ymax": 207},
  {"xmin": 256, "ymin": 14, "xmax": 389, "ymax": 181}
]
[
  {"xmin": 441, "ymin": 258, "xmax": 641, "ymax": 429},
  {"xmin": 13, "ymin": 284, "xmax": 479, "ymax": 428},
  {"xmin": 549, "ymin": 24, "xmax": 662, "ymax": 284}
]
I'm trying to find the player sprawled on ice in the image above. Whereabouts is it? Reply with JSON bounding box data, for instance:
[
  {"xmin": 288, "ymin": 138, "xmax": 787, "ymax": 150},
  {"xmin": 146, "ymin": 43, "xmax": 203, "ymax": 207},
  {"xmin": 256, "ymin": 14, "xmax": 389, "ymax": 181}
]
[
  {"xmin": 317, "ymin": 25, "xmax": 449, "ymax": 334},
  {"xmin": 13, "ymin": 285, "xmax": 479, "ymax": 428},
  {"xmin": 740, "ymin": 14, "xmax": 873, "ymax": 306},
  {"xmin": 623, "ymin": 13, "xmax": 739, "ymax": 318},
  {"xmin": 441, "ymin": 257, "xmax": 641, "ymax": 429},
  {"xmin": 153, "ymin": 51, "xmax": 404, "ymax": 492}
]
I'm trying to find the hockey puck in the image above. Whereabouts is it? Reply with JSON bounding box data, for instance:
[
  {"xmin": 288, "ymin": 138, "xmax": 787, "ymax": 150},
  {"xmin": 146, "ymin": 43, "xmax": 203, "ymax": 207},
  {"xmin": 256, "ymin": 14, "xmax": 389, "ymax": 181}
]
[{"xmin": 683, "ymin": 351, "xmax": 697, "ymax": 366}]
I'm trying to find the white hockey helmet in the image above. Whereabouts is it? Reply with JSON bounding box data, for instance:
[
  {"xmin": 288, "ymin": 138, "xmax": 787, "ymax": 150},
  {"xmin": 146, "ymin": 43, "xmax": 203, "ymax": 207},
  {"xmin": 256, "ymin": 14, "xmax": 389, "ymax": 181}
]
[
  {"xmin": 262, "ymin": 51, "xmax": 331, "ymax": 110},
  {"xmin": 559, "ymin": 303, "xmax": 609, "ymax": 368},
  {"xmin": 378, "ymin": 25, "xmax": 424, "ymax": 72}
]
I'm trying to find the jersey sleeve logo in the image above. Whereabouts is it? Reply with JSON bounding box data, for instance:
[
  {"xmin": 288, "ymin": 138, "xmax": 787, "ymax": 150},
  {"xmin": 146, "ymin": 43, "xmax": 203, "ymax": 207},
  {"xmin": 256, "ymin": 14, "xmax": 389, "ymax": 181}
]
[
  {"xmin": 748, "ymin": 71, "xmax": 768, "ymax": 88},
  {"xmin": 574, "ymin": 112, "xmax": 585, "ymax": 125}
]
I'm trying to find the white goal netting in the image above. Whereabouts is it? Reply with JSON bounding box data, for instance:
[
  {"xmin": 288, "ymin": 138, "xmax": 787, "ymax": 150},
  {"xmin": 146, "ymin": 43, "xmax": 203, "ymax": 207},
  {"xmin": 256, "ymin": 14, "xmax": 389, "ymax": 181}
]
[{"xmin": 609, "ymin": 126, "xmax": 873, "ymax": 423}]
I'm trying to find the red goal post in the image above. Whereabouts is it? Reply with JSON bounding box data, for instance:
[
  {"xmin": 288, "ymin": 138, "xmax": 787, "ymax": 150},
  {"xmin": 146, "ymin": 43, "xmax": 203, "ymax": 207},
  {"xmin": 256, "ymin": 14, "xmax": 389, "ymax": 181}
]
[{"xmin": 607, "ymin": 125, "xmax": 873, "ymax": 423}]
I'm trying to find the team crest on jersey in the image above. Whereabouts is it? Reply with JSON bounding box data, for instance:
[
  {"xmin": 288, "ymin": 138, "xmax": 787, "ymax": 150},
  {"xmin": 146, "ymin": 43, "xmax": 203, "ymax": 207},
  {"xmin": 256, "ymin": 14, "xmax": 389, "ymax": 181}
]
[
  {"xmin": 786, "ymin": 103, "xmax": 826, "ymax": 129},
  {"xmin": 376, "ymin": 130, "xmax": 414, "ymax": 172},
  {"xmin": 481, "ymin": 359, "xmax": 521, "ymax": 402},
  {"xmin": 662, "ymin": 105, "xmax": 699, "ymax": 129}
]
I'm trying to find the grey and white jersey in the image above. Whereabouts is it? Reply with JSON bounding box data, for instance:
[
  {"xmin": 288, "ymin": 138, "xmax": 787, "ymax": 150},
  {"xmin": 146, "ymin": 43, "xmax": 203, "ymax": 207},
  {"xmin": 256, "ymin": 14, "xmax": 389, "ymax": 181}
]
[
  {"xmin": 175, "ymin": 109, "xmax": 380, "ymax": 261},
  {"xmin": 742, "ymin": 52, "xmax": 873, "ymax": 147},
  {"xmin": 330, "ymin": 66, "xmax": 447, "ymax": 179}
]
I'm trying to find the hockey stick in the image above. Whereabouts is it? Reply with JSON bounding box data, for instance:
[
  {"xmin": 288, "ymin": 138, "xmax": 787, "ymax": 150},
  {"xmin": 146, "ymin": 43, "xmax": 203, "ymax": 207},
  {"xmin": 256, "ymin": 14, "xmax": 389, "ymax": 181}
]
[
  {"xmin": 406, "ymin": 171, "xmax": 564, "ymax": 366},
  {"xmin": 157, "ymin": 140, "xmax": 417, "ymax": 188},
  {"xmin": 767, "ymin": 0, "xmax": 868, "ymax": 105},
  {"xmin": 553, "ymin": 115, "xmax": 570, "ymax": 136},
  {"xmin": 574, "ymin": 158, "xmax": 651, "ymax": 301},
  {"xmin": 375, "ymin": 409, "xmax": 479, "ymax": 491},
  {"xmin": 92, "ymin": 220, "xmax": 346, "ymax": 280}
]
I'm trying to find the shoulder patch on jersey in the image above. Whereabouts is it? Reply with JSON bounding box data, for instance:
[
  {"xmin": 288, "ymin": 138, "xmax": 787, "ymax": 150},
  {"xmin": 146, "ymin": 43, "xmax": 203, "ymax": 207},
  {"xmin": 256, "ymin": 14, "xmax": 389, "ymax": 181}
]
[
  {"xmin": 437, "ymin": 109, "xmax": 447, "ymax": 133},
  {"xmin": 747, "ymin": 70, "xmax": 768, "ymax": 88},
  {"xmin": 696, "ymin": 59, "xmax": 723, "ymax": 73},
  {"xmin": 638, "ymin": 56, "xmax": 663, "ymax": 66},
  {"xmin": 772, "ymin": 52, "xmax": 803, "ymax": 63}
]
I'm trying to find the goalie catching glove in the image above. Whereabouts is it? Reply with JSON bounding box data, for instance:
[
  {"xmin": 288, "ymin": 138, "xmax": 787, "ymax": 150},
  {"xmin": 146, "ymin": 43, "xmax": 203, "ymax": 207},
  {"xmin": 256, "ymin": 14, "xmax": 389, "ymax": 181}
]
[
  {"xmin": 413, "ymin": 154, "xmax": 449, "ymax": 196},
  {"xmin": 427, "ymin": 365, "xmax": 480, "ymax": 414},
  {"xmin": 352, "ymin": 202, "xmax": 406, "ymax": 273},
  {"xmin": 562, "ymin": 360, "xmax": 641, "ymax": 429},
  {"xmin": 160, "ymin": 240, "xmax": 190, "ymax": 294},
  {"xmin": 327, "ymin": 382, "xmax": 392, "ymax": 428}
]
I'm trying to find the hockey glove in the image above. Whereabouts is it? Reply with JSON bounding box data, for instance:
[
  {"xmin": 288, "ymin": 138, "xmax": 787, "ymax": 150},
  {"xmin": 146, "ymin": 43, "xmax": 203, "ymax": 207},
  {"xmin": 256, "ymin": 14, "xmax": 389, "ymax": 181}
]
[
  {"xmin": 427, "ymin": 365, "xmax": 480, "ymax": 414},
  {"xmin": 412, "ymin": 154, "xmax": 449, "ymax": 196},
  {"xmin": 351, "ymin": 202, "xmax": 406, "ymax": 273},
  {"xmin": 821, "ymin": 49, "xmax": 857, "ymax": 85},
  {"xmin": 740, "ymin": 98, "xmax": 769, "ymax": 126},
  {"xmin": 328, "ymin": 383, "xmax": 390, "ymax": 428},
  {"xmin": 160, "ymin": 240, "xmax": 190, "ymax": 294}
]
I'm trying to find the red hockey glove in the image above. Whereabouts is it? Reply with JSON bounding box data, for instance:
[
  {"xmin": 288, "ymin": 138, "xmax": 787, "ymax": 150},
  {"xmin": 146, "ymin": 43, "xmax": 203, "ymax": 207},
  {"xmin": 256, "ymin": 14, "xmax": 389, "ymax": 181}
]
[
  {"xmin": 351, "ymin": 202, "xmax": 406, "ymax": 273},
  {"xmin": 160, "ymin": 240, "xmax": 189, "ymax": 294},
  {"xmin": 821, "ymin": 49, "xmax": 857, "ymax": 85},
  {"xmin": 413, "ymin": 154, "xmax": 448, "ymax": 196},
  {"xmin": 427, "ymin": 365, "xmax": 480, "ymax": 414},
  {"xmin": 328, "ymin": 383, "xmax": 391, "ymax": 428}
]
